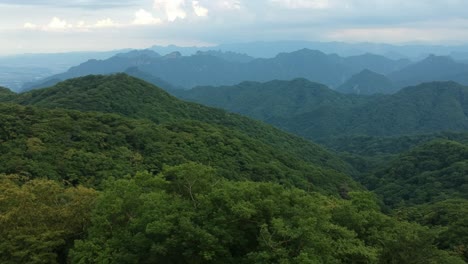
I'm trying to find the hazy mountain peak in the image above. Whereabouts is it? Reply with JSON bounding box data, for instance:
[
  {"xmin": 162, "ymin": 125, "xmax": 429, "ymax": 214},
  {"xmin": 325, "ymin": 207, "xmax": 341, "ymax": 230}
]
[
  {"xmin": 163, "ymin": 51, "xmax": 182, "ymax": 59},
  {"xmin": 421, "ymin": 54, "xmax": 456, "ymax": 64},
  {"xmin": 115, "ymin": 49, "xmax": 161, "ymax": 59},
  {"xmin": 337, "ymin": 69, "xmax": 395, "ymax": 95},
  {"xmin": 277, "ymin": 48, "xmax": 327, "ymax": 58}
]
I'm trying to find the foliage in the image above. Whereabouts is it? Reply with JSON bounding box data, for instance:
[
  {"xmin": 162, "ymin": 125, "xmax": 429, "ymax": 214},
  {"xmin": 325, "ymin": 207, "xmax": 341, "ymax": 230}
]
[
  {"xmin": 0, "ymin": 86, "xmax": 15, "ymax": 99},
  {"xmin": 0, "ymin": 103, "xmax": 357, "ymax": 193},
  {"xmin": 396, "ymin": 199, "xmax": 468, "ymax": 261},
  {"xmin": 10, "ymin": 74, "xmax": 353, "ymax": 174},
  {"xmin": 70, "ymin": 164, "xmax": 463, "ymax": 264},
  {"xmin": 179, "ymin": 80, "xmax": 468, "ymax": 139},
  {"xmin": 0, "ymin": 175, "xmax": 97, "ymax": 264},
  {"xmin": 366, "ymin": 140, "xmax": 468, "ymax": 207}
]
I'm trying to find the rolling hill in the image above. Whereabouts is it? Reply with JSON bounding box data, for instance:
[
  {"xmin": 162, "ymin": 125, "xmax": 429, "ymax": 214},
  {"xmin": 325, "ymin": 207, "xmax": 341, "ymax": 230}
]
[
  {"xmin": 337, "ymin": 69, "xmax": 396, "ymax": 95},
  {"xmin": 2, "ymin": 74, "xmax": 358, "ymax": 191},
  {"xmin": 179, "ymin": 79, "xmax": 468, "ymax": 140},
  {"xmin": 0, "ymin": 86, "xmax": 14, "ymax": 97}
]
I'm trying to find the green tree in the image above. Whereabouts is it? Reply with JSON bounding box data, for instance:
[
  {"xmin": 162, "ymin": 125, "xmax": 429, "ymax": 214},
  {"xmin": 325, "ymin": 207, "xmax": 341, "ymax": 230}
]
[{"xmin": 0, "ymin": 175, "xmax": 97, "ymax": 264}]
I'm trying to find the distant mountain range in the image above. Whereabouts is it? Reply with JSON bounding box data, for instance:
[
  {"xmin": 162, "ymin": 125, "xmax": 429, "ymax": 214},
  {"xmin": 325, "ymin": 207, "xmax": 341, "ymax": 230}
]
[
  {"xmin": 13, "ymin": 46, "xmax": 468, "ymax": 97},
  {"xmin": 150, "ymin": 41, "xmax": 468, "ymax": 59},
  {"xmin": 21, "ymin": 48, "xmax": 410, "ymax": 92},
  {"xmin": 4, "ymin": 41, "xmax": 468, "ymax": 92},
  {"xmin": 177, "ymin": 79, "xmax": 468, "ymax": 140}
]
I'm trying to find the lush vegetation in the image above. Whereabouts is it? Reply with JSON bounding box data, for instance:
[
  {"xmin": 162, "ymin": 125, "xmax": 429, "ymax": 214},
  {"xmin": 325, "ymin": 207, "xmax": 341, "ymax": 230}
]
[
  {"xmin": 0, "ymin": 103, "xmax": 357, "ymax": 192},
  {"xmin": 347, "ymin": 139, "xmax": 468, "ymax": 261},
  {"xmin": 7, "ymin": 74, "xmax": 352, "ymax": 174},
  {"xmin": 71, "ymin": 164, "xmax": 462, "ymax": 263},
  {"xmin": 179, "ymin": 79, "xmax": 468, "ymax": 140},
  {"xmin": 0, "ymin": 176, "xmax": 97, "ymax": 263},
  {"xmin": 2, "ymin": 74, "xmax": 467, "ymax": 263},
  {"xmin": 362, "ymin": 140, "xmax": 468, "ymax": 207},
  {"xmin": 0, "ymin": 86, "xmax": 14, "ymax": 98}
]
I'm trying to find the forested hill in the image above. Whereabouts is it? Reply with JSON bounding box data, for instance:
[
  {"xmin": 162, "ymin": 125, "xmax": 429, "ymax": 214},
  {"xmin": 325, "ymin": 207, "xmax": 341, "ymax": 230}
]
[
  {"xmin": 178, "ymin": 79, "xmax": 468, "ymax": 140},
  {"xmin": 0, "ymin": 103, "xmax": 360, "ymax": 192},
  {"xmin": 337, "ymin": 69, "xmax": 396, "ymax": 95},
  {"xmin": 174, "ymin": 78, "xmax": 364, "ymax": 121},
  {"xmin": 0, "ymin": 86, "xmax": 14, "ymax": 97},
  {"xmin": 357, "ymin": 139, "xmax": 468, "ymax": 260},
  {"xmin": 2, "ymin": 74, "xmax": 467, "ymax": 263},
  {"xmin": 3, "ymin": 73, "xmax": 354, "ymax": 175},
  {"xmin": 368, "ymin": 139, "xmax": 468, "ymax": 207}
]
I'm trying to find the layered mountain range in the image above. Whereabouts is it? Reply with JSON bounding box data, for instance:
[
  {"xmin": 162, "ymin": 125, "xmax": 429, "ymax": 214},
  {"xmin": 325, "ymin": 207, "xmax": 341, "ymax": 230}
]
[{"xmin": 21, "ymin": 48, "xmax": 468, "ymax": 97}]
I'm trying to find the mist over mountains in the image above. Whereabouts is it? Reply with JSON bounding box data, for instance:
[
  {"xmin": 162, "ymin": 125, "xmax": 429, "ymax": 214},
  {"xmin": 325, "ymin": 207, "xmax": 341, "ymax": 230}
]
[{"xmin": 11, "ymin": 43, "xmax": 466, "ymax": 96}]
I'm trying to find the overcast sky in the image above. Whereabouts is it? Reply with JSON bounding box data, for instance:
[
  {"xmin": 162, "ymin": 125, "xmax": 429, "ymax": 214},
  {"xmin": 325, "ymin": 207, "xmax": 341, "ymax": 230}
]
[{"xmin": 1, "ymin": 0, "xmax": 468, "ymax": 55}]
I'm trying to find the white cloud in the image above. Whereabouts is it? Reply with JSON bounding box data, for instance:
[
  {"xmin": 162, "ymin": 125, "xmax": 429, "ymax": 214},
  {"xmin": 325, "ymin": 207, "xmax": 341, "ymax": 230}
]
[
  {"xmin": 222, "ymin": 0, "xmax": 242, "ymax": 10},
  {"xmin": 94, "ymin": 18, "xmax": 117, "ymax": 28},
  {"xmin": 154, "ymin": 0, "xmax": 187, "ymax": 22},
  {"xmin": 133, "ymin": 9, "xmax": 162, "ymax": 25},
  {"xmin": 46, "ymin": 17, "xmax": 73, "ymax": 30},
  {"xmin": 192, "ymin": 1, "xmax": 209, "ymax": 17},
  {"xmin": 23, "ymin": 22, "xmax": 38, "ymax": 29}
]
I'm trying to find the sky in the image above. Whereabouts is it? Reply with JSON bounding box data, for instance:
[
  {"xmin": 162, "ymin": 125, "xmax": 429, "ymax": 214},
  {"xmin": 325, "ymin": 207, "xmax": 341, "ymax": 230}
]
[{"xmin": 1, "ymin": 0, "xmax": 468, "ymax": 55}]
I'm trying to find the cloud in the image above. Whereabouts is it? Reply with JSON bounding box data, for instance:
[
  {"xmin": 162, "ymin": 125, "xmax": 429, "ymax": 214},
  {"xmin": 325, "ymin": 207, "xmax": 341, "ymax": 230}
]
[
  {"xmin": 154, "ymin": 0, "xmax": 187, "ymax": 22},
  {"xmin": 192, "ymin": 1, "xmax": 208, "ymax": 17},
  {"xmin": 46, "ymin": 17, "xmax": 73, "ymax": 31},
  {"xmin": 133, "ymin": 9, "xmax": 162, "ymax": 25},
  {"xmin": 22, "ymin": 16, "xmax": 121, "ymax": 32},
  {"xmin": 221, "ymin": 0, "xmax": 242, "ymax": 10},
  {"xmin": 23, "ymin": 22, "xmax": 38, "ymax": 29},
  {"xmin": 94, "ymin": 18, "xmax": 118, "ymax": 28}
]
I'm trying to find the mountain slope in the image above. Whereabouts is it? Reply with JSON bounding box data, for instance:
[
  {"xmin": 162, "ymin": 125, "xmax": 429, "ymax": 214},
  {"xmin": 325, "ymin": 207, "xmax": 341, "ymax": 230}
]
[
  {"xmin": 0, "ymin": 86, "xmax": 14, "ymax": 97},
  {"xmin": 0, "ymin": 103, "xmax": 360, "ymax": 192},
  {"xmin": 366, "ymin": 140, "xmax": 468, "ymax": 207},
  {"xmin": 176, "ymin": 78, "xmax": 364, "ymax": 121},
  {"xmin": 8, "ymin": 74, "xmax": 355, "ymax": 178},
  {"xmin": 343, "ymin": 53, "xmax": 410, "ymax": 74},
  {"xmin": 389, "ymin": 55, "xmax": 468, "ymax": 87},
  {"xmin": 337, "ymin": 69, "xmax": 396, "ymax": 95},
  {"xmin": 124, "ymin": 67, "xmax": 180, "ymax": 91},
  {"xmin": 179, "ymin": 80, "xmax": 468, "ymax": 139}
]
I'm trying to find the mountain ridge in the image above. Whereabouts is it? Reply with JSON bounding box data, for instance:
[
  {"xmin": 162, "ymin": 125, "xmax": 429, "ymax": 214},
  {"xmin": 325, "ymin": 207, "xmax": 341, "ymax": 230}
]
[{"xmin": 178, "ymin": 79, "xmax": 468, "ymax": 139}]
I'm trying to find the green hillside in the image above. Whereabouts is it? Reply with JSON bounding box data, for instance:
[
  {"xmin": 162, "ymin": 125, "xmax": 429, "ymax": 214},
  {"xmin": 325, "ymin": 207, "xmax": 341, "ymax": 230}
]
[
  {"xmin": 0, "ymin": 86, "xmax": 14, "ymax": 98},
  {"xmin": 176, "ymin": 78, "xmax": 365, "ymax": 121},
  {"xmin": 364, "ymin": 140, "xmax": 468, "ymax": 207},
  {"xmin": 358, "ymin": 139, "xmax": 468, "ymax": 261},
  {"xmin": 179, "ymin": 80, "xmax": 468, "ymax": 140},
  {"xmin": 1, "ymin": 74, "xmax": 466, "ymax": 263},
  {"xmin": 10, "ymin": 74, "xmax": 352, "ymax": 174},
  {"xmin": 337, "ymin": 69, "xmax": 396, "ymax": 95},
  {"xmin": 0, "ymin": 103, "xmax": 359, "ymax": 193}
]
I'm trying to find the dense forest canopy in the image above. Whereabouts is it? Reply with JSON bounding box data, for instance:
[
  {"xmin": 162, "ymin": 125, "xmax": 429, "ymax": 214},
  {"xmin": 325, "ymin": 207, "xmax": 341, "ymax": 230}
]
[
  {"xmin": 0, "ymin": 74, "xmax": 466, "ymax": 263},
  {"xmin": 178, "ymin": 79, "xmax": 468, "ymax": 140}
]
